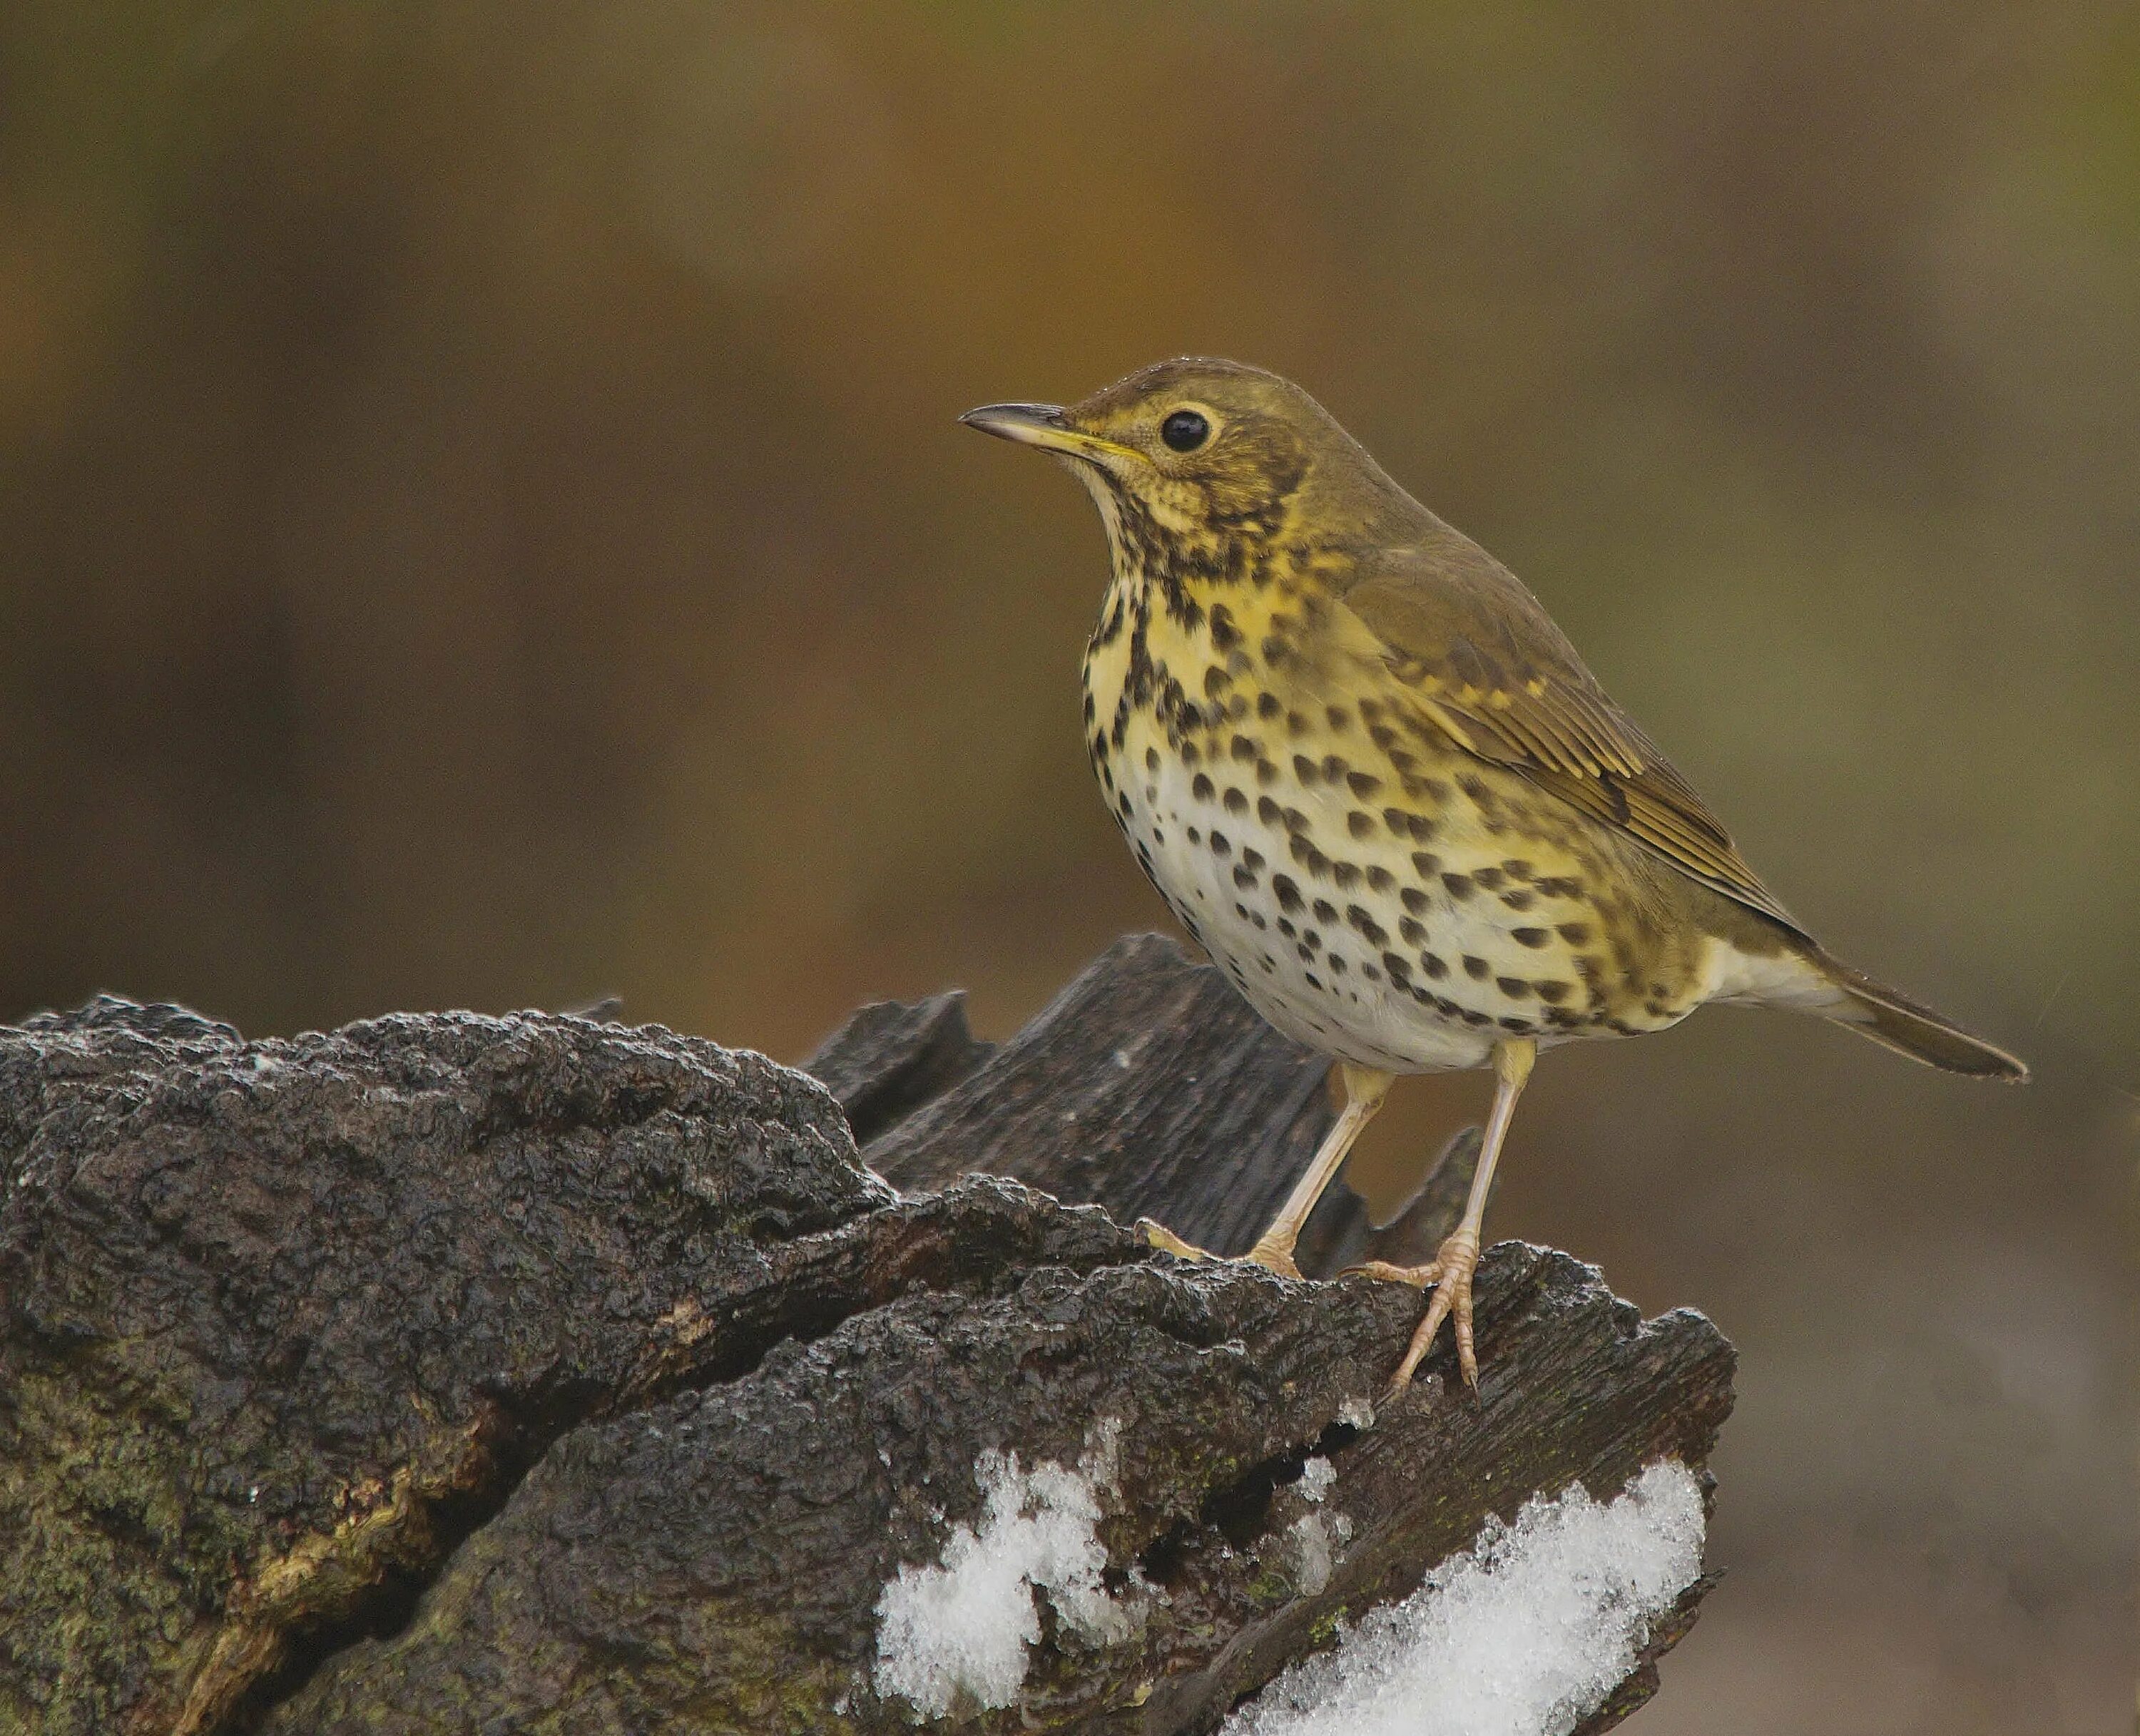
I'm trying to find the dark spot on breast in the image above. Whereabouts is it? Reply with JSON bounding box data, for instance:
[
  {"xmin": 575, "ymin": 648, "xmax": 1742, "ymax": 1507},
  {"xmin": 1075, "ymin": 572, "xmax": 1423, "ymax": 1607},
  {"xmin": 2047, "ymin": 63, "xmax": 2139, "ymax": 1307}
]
[
  {"xmin": 1346, "ymin": 906, "xmax": 1387, "ymax": 946},
  {"xmin": 1312, "ymin": 898, "xmax": 1339, "ymax": 924},
  {"xmin": 1537, "ymin": 876, "xmax": 1582, "ymax": 899},
  {"xmin": 1420, "ymin": 951, "xmax": 1449, "ymax": 979},
  {"xmin": 1277, "ymin": 916, "xmax": 1296, "ymax": 936},
  {"xmin": 1473, "ymin": 867, "xmax": 1506, "ymax": 891},
  {"xmin": 1497, "ymin": 976, "xmax": 1532, "ymax": 999},
  {"xmin": 1328, "ymin": 954, "xmax": 1348, "ymax": 975},
  {"xmin": 1332, "ymin": 861, "xmax": 1362, "ymax": 889},
  {"xmin": 1512, "ymin": 927, "xmax": 1549, "ymax": 949},
  {"xmin": 1558, "ymin": 922, "xmax": 1592, "ymax": 944},
  {"xmin": 1233, "ymin": 864, "xmax": 1259, "ymax": 889},
  {"xmin": 1258, "ymin": 691, "xmax": 1283, "ymax": 719},
  {"xmin": 1366, "ymin": 865, "xmax": 1395, "ymax": 892},
  {"xmin": 1241, "ymin": 847, "xmax": 1265, "ymax": 872},
  {"xmin": 1536, "ymin": 980, "xmax": 1573, "ymax": 1004},
  {"xmin": 1412, "ymin": 852, "xmax": 1442, "ymax": 878},
  {"xmin": 1186, "ymin": 825, "xmax": 1201, "ymax": 844},
  {"xmin": 1230, "ymin": 735, "xmax": 1258, "ymax": 762},
  {"xmin": 1256, "ymin": 759, "xmax": 1280, "ymax": 786},
  {"xmin": 1273, "ymin": 875, "xmax": 1305, "ymax": 913},
  {"xmin": 1362, "ymin": 961, "xmax": 1382, "ymax": 982},
  {"xmin": 1283, "ymin": 807, "xmax": 1309, "ymax": 834},
  {"xmin": 1401, "ymin": 887, "xmax": 1431, "ymax": 916},
  {"xmin": 1381, "ymin": 951, "xmax": 1414, "ymax": 982},
  {"xmin": 1192, "ymin": 772, "xmax": 1215, "ymax": 802},
  {"xmin": 1347, "ymin": 811, "xmax": 1376, "ymax": 839},
  {"xmin": 1367, "ymin": 723, "xmax": 1399, "ymax": 750},
  {"xmin": 1399, "ymin": 916, "xmax": 1428, "ymax": 946},
  {"xmin": 1501, "ymin": 889, "xmax": 1536, "ymax": 912},
  {"xmin": 1203, "ymin": 666, "xmax": 1231, "ymax": 698},
  {"xmin": 1293, "ymin": 754, "xmax": 1320, "ymax": 785},
  {"xmin": 1210, "ymin": 832, "xmax": 1231, "ymax": 855},
  {"xmin": 1223, "ymin": 786, "xmax": 1249, "ymax": 815},
  {"xmin": 1464, "ymin": 955, "xmax": 1490, "ymax": 980},
  {"xmin": 1326, "ymin": 705, "xmax": 1351, "ymax": 731},
  {"xmin": 1286, "ymin": 710, "xmax": 1311, "ymax": 735},
  {"xmin": 1304, "ymin": 971, "xmax": 1323, "ymax": 989},
  {"xmin": 1499, "ymin": 1016, "xmax": 1533, "ymax": 1032},
  {"xmin": 1443, "ymin": 873, "xmax": 1476, "ymax": 900}
]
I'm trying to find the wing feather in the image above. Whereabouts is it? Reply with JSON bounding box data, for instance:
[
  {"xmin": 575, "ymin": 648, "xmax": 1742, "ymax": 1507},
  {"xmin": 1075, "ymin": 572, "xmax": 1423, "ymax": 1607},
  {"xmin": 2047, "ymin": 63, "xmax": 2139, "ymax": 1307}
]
[{"xmin": 1340, "ymin": 536, "xmax": 1800, "ymax": 933}]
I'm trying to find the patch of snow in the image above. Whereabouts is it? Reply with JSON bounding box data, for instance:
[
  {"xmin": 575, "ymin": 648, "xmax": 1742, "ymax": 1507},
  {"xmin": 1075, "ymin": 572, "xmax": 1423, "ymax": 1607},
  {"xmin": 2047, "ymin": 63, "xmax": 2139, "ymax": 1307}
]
[
  {"xmin": 1285, "ymin": 1511, "xmax": 1338, "ymax": 1595},
  {"xmin": 1338, "ymin": 1397, "xmax": 1376, "ymax": 1431},
  {"xmin": 1297, "ymin": 1456, "xmax": 1336, "ymax": 1503},
  {"xmin": 873, "ymin": 1421, "xmax": 1139, "ymax": 1718},
  {"xmin": 1224, "ymin": 1460, "xmax": 1706, "ymax": 1736}
]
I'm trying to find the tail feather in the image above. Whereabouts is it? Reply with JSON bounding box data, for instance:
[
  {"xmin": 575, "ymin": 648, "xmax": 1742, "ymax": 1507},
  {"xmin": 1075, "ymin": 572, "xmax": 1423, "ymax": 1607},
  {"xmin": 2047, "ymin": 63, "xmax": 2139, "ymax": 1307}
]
[{"xmin": 1815, "ymin": 956, "xmax": 2030, "ymax": 1082}]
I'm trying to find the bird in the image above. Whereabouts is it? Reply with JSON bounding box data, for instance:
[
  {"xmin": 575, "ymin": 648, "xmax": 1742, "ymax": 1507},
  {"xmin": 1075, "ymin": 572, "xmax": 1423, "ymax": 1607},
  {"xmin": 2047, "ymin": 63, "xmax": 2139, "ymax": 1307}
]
[{"xmin": 961, "ymin": 357, "xmax": 2027, "ymax": 1396}]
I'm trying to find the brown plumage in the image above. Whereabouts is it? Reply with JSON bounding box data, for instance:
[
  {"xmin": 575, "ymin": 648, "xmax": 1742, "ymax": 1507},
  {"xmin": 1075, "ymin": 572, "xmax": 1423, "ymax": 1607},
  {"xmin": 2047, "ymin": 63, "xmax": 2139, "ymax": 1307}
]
[{"xmin": 964, "ymin": 357, "xmax": 2027, "ymax": 1393}]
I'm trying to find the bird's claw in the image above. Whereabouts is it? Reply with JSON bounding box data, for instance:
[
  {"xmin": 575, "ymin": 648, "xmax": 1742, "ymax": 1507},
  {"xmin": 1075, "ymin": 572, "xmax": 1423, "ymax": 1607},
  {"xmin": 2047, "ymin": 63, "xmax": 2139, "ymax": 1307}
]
[
  {"xmin": 1345, "ymin": 1227, "xmax": 1483, "ymax": 1396},
  {"xmin": 1139, "ymin": 1219, "xmax": 1302, "ymax": 1280}
]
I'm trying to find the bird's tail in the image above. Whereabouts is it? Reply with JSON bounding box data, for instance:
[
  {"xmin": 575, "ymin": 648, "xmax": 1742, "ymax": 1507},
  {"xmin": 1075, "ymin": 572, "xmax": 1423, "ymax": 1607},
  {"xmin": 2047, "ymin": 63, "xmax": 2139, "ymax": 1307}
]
[{"xmin": 1811, "ymin": 953, "xmax": 2030, "ymax": 1082}]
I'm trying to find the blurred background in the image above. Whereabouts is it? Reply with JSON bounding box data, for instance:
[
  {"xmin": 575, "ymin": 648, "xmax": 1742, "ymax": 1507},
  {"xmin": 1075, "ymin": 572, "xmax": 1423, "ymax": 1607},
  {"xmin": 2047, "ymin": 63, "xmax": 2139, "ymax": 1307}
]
[{"xmin": 1, "ymin": 2, "xmax": 2132, "ymax": 1727}]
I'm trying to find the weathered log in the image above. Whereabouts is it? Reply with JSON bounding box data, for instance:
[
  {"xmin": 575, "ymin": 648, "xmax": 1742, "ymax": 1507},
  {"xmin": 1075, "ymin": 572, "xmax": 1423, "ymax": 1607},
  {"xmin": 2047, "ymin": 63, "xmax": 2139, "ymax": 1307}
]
[
  {"xmin": 0, "ymin": 940, "xmax": 1734, "ymax": 1735},
  {"xmin": 828, "ymin": 934, "xmax": 1490, "ymax": 1277}
]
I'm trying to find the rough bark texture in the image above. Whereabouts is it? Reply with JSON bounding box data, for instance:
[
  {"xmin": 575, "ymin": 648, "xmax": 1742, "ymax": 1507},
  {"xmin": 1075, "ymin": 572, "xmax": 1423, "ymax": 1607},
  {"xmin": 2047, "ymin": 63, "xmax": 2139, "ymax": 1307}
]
[
  {"xmin": 1, "ymin": 937, "xmax": 1735, "ymax": 1735},
  {"xmin": 832, "ymin": 935, "xmax": 1490, "ymax": 1277}
]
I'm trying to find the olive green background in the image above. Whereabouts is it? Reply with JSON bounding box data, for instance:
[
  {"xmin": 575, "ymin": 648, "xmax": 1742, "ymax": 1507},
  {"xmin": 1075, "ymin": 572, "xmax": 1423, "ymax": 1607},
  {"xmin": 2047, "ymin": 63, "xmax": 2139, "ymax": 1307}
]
[{"xmin": 2, "ymin": 5, "xmax": 2131, "ymax": 1728}]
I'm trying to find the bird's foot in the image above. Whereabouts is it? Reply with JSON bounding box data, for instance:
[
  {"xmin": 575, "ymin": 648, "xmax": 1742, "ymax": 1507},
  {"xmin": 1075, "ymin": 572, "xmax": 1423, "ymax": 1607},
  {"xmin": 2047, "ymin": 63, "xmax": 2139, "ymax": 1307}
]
[
  {"xmin": 1137, "ymin": 1219, "xmax": 1303, "ymax": 1281},
  {"xmin": 1347, "ymin": 1226, "xmax": 1482, "ymax": 1396}
]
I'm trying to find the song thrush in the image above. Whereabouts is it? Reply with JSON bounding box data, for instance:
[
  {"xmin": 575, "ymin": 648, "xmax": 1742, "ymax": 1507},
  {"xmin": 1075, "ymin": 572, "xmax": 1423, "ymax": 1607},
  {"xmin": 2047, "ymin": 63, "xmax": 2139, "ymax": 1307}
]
[{"xmin": 962, "ymin": 358, "xmax": 2027, "ymax": 1395}]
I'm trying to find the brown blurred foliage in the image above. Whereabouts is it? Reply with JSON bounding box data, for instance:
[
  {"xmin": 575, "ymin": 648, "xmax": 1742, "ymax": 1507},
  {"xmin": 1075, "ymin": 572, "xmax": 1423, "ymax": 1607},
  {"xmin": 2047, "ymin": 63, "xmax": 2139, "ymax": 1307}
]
[{"xmin": 1, "ymin": 4, "xmax": 2132, "ymax": 1727}]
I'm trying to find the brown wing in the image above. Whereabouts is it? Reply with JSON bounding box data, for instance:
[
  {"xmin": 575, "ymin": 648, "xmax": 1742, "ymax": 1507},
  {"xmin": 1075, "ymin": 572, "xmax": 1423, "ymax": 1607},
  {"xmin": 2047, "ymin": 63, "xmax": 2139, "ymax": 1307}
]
[{"xmin": 1338, "ymin": 533, "xmax": 1803, "ymax": 934}]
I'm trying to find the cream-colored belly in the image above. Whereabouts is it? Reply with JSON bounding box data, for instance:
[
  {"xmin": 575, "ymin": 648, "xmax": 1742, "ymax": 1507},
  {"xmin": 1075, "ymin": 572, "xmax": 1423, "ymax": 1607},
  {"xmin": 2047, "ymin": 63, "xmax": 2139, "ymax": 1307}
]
[{"xmin": 1107, "ymin": 721, "xmax": 1634, "ymax": 1076}]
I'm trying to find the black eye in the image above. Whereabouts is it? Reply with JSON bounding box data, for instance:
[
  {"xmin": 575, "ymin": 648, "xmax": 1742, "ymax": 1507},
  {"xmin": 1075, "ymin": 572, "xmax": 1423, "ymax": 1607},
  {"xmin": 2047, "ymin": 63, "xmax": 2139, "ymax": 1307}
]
[{"xmin": 1161, "ymin": 409, "xmax": 1211, "ymax": 453}]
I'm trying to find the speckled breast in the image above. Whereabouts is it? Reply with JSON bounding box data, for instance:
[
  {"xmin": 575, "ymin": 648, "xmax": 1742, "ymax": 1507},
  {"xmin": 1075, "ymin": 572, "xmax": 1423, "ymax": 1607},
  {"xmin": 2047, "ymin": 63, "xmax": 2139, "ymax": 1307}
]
[{"xmin": 1080, "ymin": 575, "xmax": 1708, "ymax": 1075}]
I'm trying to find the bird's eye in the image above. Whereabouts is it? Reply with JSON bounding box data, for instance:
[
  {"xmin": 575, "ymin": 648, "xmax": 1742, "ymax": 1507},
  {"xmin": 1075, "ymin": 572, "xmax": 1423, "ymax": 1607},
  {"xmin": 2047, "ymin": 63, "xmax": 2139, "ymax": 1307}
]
[{"xmin": 1160, "ymin": 409, "xmax": 1211, "ymax": 453}]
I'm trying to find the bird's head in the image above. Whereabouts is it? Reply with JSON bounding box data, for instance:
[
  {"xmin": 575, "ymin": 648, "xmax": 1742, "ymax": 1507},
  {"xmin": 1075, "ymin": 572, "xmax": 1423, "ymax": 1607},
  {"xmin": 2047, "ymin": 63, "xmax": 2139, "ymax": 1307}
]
[{"xmin": 962, "ymin": 357, "xmax": 1410, "ymax": 578}]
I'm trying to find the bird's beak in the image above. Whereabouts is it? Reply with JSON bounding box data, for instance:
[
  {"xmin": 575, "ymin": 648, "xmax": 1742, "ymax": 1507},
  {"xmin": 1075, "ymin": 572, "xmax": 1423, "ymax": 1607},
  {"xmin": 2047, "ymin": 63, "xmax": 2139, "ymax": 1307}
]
[{"xmin": 959, "ymin": 402, "xmax": 1141, "ymax": 463}]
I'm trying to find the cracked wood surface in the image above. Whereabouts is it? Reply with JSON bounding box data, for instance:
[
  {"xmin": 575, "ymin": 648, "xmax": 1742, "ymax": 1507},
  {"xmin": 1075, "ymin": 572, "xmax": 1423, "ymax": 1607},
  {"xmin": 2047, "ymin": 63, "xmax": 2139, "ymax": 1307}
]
[{"xmin": 1, "ymin": 938, "xmax": 1735, "ymax": 1735}]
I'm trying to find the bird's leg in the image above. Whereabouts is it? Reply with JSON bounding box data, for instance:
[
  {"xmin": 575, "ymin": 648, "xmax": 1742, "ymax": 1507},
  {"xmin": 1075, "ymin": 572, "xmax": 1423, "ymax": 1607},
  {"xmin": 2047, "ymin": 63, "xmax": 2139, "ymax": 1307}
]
[
  {"xmin": 1350, "ymin": 1038, "xmax": 1536, "ymax": 1394},
  {"xmin": 1140, "ymin": 1064, "xmax": 1393, "ymax": 1280}
]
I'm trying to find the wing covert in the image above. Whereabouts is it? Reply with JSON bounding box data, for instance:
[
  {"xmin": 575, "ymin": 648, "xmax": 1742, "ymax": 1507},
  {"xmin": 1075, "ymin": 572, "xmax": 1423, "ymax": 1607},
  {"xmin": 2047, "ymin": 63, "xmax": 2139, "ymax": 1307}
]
[{"xmin": 1339, "ymin": 538, "xmax": 1800, "ymax": 933}]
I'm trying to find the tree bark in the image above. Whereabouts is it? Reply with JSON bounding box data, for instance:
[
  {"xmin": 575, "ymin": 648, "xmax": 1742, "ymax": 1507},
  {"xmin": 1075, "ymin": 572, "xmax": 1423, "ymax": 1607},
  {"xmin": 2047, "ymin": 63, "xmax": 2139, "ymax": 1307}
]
[{"xmin": 0, "ymin": 939, "xmax": 1733, "ymax": 1735}]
